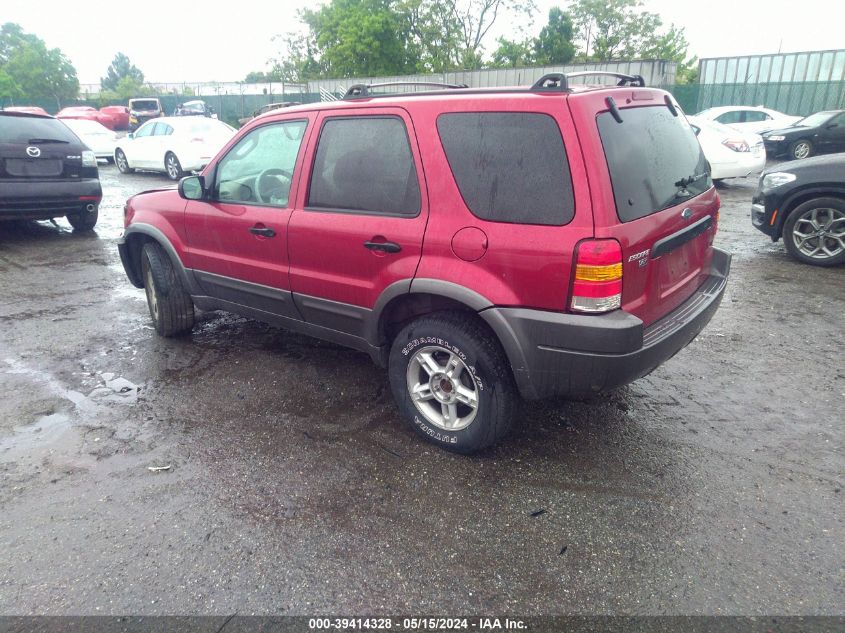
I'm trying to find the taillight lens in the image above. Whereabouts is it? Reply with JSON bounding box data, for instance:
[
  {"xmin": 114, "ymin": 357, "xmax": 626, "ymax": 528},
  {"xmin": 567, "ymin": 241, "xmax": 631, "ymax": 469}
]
[
  {"xmin": 722, "ymin": 138, "xmax": 749, "ymax": 152},
  {"xmin": 571, "ymin": 239, "xmax": 623, "ymax": 313}
]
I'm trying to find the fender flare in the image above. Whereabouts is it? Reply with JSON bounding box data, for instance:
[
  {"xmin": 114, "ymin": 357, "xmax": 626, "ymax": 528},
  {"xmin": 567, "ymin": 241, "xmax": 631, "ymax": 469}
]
[
  {"xmin": 369, "ymin": 278, "xmax": 533, "ymax": 396},
  {"xmin": 120, "ymin": 223, "xmax": 200, "ymax": 294}
]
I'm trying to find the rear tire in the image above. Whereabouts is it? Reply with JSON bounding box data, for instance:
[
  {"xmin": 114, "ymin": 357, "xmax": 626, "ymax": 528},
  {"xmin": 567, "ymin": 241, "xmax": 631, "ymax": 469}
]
[
  {"xmin": 165, "ymin": 152, "xmax": 183, "ymax": 180},
  {"xmin": 388, "ymin": 312, "xmax": 517, "ymax": 454},
  {"xmin": 141, "ymin": 242, "xmax": 195, "ymax": 336},
  {"xmin": 115, "ymin": 149, "xmax": 133, "ymax": 173},
  {"xmin": 782, "ymin": 197, "xmax": 845, "ymax": 266},
  {"xmin": 67, "ymin": 204, "xmax": 98, "ymax": 231}
]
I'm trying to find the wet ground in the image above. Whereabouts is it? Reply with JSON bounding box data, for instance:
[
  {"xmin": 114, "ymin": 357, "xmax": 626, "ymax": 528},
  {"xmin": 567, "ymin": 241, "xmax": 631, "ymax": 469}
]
[{"xmin": 0, "ymin": 164, "xmax": 842, "ymax": 615}]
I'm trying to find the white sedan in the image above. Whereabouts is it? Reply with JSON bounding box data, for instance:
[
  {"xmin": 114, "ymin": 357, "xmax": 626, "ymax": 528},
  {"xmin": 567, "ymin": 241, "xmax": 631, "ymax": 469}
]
[
  {"xmin": 694, "ymin": 105, "xmax": 801, "ymax": 135},
  {"xmin": 61, "ymin": 118, "xmax": 117, "ymax": 162},
  {"xmin": 687, "ymin": 115, "xmax": 766, "ymax": 180},
  {"xmin": 114, "ymin": 117, "xmax": 236, "ymax": 180}
]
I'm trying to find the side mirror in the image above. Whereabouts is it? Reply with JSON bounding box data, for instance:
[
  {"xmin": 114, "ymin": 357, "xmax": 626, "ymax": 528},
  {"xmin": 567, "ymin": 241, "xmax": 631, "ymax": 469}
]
[{"xmin": 179, "ymin": 175, "xmax": 206, "ymax": 200}]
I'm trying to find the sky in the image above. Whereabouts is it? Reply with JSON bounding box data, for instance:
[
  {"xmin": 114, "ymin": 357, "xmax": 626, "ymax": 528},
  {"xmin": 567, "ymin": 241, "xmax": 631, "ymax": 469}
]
[{"xmin": 3, "ymin": 0, "xmax": 844, "ymax": 85}]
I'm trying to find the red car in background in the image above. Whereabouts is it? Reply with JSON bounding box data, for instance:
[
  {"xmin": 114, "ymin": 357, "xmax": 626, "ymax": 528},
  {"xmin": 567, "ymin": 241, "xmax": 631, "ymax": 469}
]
[
  {"xmin": 99, "ymin": 105, "xmax": 130, "ymax": 131},
  {"xmin": 56, "ymin": 105, "xmax": 129, "ymax": 131},
  {"xmin": 2, "ymin": 106, "xmax": 50, "ymax": 116}
]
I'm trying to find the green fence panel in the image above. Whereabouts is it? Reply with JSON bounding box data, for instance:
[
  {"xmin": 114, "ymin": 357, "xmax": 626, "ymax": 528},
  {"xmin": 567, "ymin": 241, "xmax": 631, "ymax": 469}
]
[{"xmin": 694, "ymin": 81, "xmax": 845, "ymax": 115}]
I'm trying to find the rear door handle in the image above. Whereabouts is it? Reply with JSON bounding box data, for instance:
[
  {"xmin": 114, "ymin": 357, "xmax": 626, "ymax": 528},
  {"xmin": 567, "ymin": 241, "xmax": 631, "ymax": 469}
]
[
  {"xmin": 249, "ymin": 226, "xmax": 276, "ymax": 238},
  {"xmin": 364, "ymin": 240, "xmax": 402, "ymax": 253}
]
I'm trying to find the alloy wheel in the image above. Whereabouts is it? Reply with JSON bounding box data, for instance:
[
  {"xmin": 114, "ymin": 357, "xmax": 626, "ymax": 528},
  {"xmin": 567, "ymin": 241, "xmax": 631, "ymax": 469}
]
[
  {"xmin": 792, "ymin": 207, "xmax": 845, "ymax": 259},
  {"xmin": 405, "ymin": 345, "xmax": 479, "ymax": 431}
]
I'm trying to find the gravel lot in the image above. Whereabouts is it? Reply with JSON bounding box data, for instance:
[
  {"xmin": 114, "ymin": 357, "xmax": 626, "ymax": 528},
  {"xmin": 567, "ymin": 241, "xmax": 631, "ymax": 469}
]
[{"xmin": 0, "ymin": 164, "xmax": 842, "ymax": 615}]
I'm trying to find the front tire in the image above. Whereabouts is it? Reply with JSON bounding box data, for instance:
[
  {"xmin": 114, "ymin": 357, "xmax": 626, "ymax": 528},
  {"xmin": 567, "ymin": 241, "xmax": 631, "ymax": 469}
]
[
  {"xmin": 67, "ymin": 204, "xmax": 98, "ymax": 231},
  {"xmin": 141, "ymin": 242, "xmax": 195, "ymax": 336},
  {"xmin": 115, "ymin": 149, "xmax": 133, "ymax": 173},
  {"xmin": 165, "ymin": 152, "xmax": 183, "ymax": 181},
  {"xmin": 783, "ymin": 197, "xmax": 845, "ymax": 266},
  {"xmin": 388, "ymin": 312, "xmax": 517, "ymax": 454},
  {"xmin": 789, "ymin": 139, "xmax": 813, "ymax": 160}
]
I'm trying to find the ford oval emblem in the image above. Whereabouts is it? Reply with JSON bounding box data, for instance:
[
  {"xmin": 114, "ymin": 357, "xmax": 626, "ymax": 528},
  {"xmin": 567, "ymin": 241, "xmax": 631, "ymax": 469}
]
[
  {"xmin": 26, "ymin": 146, "xmax": 41, "ymax": 158},
  {"xmin": 682, "ymin": 208, "xmax": 693, "ymax": 220}
]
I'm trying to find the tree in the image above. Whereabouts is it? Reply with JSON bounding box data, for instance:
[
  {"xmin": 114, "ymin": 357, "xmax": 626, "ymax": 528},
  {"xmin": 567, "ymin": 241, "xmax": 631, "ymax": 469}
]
[
  {"xmin": 101, "ymin": 53, "xmax": 144, "ymax": 91},
  {"xmin": 569, "ymin": 0, "xmax": 692, "ymax": 67},
  {"xmin": 0, "ymin": 24, "xmax": 79, "ymax": 107},
  {"xmin": 300, "ymin": 0, "xmax": 415, "ymax": 77},
  {"xmin": 267, "ymin": 0, "xmax": 536, "ymax": 80},
  {"xmin": 244, "ymin": 70, "xmax": 282, "ymax": 83},
  {"xmin": 533, "ymin": 7, "xmax": 575, "ymax": 65},
  {"xmin": 490, "ymin": 37, "xmax": 533, "ymax": 68},
  {"xmin": 445, "ymin": 0, "xmax": 536, "ymax": 69}
]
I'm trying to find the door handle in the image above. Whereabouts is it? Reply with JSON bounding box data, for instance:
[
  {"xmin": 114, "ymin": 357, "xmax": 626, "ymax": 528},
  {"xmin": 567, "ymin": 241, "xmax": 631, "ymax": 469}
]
[
  {"xmin": 249, "ymin": 226, "xmax": 276, "ymax": 238},
  {"xmin": 364, "ymin": 240, "xmax": 402, "ymax": 253}
]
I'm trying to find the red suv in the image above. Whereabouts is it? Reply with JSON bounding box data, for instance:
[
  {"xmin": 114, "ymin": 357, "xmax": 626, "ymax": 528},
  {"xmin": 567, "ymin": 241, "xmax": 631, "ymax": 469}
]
[{"xmin": 118, "ymin": 73, "xmax": 731, "ymax": 453}]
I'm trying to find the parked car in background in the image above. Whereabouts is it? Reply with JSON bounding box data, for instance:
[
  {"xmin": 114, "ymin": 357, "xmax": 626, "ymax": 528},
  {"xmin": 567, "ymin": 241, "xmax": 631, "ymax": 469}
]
[
  {"xmin": 761, "ymin": 110, "xmax": 845, "ymax": 160},
  {"xmin": 752, "ymin": 154, "xmax": 845, "ymax": 267},
  {"xmin": 56, "ymin": 106, "xmax": 100, "ymax": 122},
  {"xmin": 173, "ymin": 100, "xmax": 217, "ymax": 118},
  {"xmin": 687, "ymin": 115, "xmax": 766, "ymax": 180},
  {"xmin": 695, "ymin": 105, "xmax": 801, "ymax": 135},
  {"xmin": 60, "ymin": 118, "xmax": 118, "ymax": 162},
  {"xmin": 237, "ymin": 101, "xmax": 300, "ymax": 126},
  {"xmin": 128, "ymin": 98, "xmax": 163, "ymax": 131},
  {"xmin": 3, "ymin": 106, "xmax": 50, "ymax": 116},
  {"xmin": 116, "ymin": 74, "xmax": 730, "ymax": 453},
  {"xmin": 114, "ymin": 116, "xmax": 235, "ymax": 180},
  {"xmin": 55, "ymin": 105, "xmax": 129, "ymax": 131},
  {"xmin": 0, "ymin": 111, "xmax": 101, "ymax": 230},
  {"xmin": 99, "ymin": 105, "xmax": 130, "ymax": 131}
]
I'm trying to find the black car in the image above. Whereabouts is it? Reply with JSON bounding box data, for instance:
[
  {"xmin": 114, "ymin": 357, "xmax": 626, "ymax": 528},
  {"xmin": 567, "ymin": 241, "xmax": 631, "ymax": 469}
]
[
  {"xmin": 761, "ymin": 110, "xmax": 845, "ymax": 160},
  {"xmin": 751, "ymin": 153, "xmax": 845, "ymax": 266},
  {"xmin": 0, "ymin": 111, "xmax": 101, "ymax": 231},
  {"xmin": 173, "ymin": 100, "xmax": 216, "ymax": 118}
]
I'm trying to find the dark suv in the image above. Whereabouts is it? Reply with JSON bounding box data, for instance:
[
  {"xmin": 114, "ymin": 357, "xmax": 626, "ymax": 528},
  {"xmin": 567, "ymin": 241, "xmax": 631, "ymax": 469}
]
[
  {"xmin": 118, "ymin": 74, "xmax": 731, "ymax": 453},
  {"xmin": 0, "ymin": 111, "xmax": 101, "ymax": 230}
]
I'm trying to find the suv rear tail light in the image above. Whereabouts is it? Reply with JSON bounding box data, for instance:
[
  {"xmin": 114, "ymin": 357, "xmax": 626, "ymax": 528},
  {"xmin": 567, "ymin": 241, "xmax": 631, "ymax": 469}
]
[{"xmin": 571, "ymin": 239, "xmax": 622, "ymax": 313}]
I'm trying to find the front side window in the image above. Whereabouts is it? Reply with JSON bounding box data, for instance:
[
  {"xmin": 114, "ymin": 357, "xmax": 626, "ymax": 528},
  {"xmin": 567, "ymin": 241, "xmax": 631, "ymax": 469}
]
[
  {"xmin": 597, "ymin": 105, "xmax": 711, "ymax": 222},
  {"xmin": 214, "ymin": 120, "xmax": 307, "ymax": 207},
  {"xmin": 307, "ymin": 117, "xmax": 420, "ymax": 216},
  {"xmin": 436, "ymin": 112, "xmax": 574, "ymax": 226}
]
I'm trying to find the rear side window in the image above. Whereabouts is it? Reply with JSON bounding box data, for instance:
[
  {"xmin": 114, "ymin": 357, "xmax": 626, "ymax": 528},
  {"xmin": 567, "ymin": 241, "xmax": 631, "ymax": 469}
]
[
  {"xmin": 437, "ymin": 113, "xmax": 574, "ymax": 225},
  {"xmin": 307, "ymin": 117, "xmax": 421, "ymax": 216},
  {"xmin": 597, "ymin": 106, "xmax": 711, "ymax": 222},
  {"xmin": 0, "ymin": 115, "xmax": 79, "ymax": 144}
]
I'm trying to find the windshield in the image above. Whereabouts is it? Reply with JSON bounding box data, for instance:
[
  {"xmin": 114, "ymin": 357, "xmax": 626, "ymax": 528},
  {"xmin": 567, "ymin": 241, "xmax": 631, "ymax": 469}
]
[
  {"xmin": 130, "ymin": 100, "xmax": 159, "ymax": 111},
  {"xmin": 0, "ymin": 115, "xmax": 80, "ymax": 144},
  {"xmin": 597, "ymin": 105, "xmax": 711, "ymax": 222},
  {"xmin": 183, "ymin": 102, "xmax": 204, "ymax": 112},
  {"xmin": 794, "ymin": 111, "xmax": 837, "ymax": 127}
]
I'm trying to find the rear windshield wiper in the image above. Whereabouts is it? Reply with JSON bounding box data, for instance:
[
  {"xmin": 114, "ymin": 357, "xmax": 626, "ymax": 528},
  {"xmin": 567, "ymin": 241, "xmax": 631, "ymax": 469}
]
[
  {"xmin": 27, "ymin": 138, "xmax": 70, "ymax": 144},
  {"xmin": 674, "ymin": 172, "xmax": 708, "ymax": 188}
]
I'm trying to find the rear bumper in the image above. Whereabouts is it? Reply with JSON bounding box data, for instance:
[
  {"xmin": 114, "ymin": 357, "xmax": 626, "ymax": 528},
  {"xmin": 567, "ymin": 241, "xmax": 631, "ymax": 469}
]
[
  {"xmin": 0, "ymin": 179, "xmax": 102, "ymax": 220},
  {"xmin": 482, "ymin": 248, "xmax": 731, "ymax": 400}
]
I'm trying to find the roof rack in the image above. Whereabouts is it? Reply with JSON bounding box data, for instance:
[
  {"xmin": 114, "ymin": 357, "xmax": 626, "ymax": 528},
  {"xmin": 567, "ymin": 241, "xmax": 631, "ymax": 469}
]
[
  {"xmin": 531, "ymin": 71, "xmax": 646, "ymax": 92},
  {"xmin": 344, "ymin": 81, "xmax": 469, "ymax": 99}
]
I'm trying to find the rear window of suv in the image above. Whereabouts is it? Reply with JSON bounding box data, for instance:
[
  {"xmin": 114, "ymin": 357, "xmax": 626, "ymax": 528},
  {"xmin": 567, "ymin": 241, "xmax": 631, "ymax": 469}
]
[
  {"xmin": 0, "ymin": 115, "xmax": 79, "ymax": 144},
  {"xmin": 597, "ymin": 106, "xmax": 711, "ymax": 222},
  {"xmin": 437, "ymin": 112, "xmax": 574, "ymax": 226}
]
